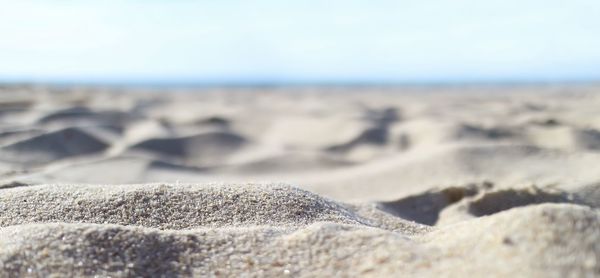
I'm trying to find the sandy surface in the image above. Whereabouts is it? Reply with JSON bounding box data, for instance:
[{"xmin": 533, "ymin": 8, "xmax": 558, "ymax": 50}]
[{"xmin": 0, "ymin": 84, "xmax": 600, "ymax": 276}]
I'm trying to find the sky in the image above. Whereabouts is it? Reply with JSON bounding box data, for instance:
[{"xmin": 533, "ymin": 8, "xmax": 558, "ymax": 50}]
[{"xmin": 0, "ymin": 0, "xmax": 599, "ymax": 84}]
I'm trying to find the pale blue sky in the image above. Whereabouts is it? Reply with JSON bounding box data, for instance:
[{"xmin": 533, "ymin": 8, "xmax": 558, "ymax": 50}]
[{"xmin": 0, "ymin": 0, "xmax": 599, "ymax": 84}]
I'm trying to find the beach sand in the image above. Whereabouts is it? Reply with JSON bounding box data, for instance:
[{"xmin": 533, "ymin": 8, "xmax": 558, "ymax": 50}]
[{"xmin": 0, "ymin": 84, "xmax": 599, "ymax": 276}]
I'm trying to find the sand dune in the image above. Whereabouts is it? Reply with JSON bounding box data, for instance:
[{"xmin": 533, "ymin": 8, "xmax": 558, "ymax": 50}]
[
  {"xmin": 0, "ymin": 127, "xmax": 45, "ymax": 146},
  {"xmin": 0, "ymin": 127, "xmax": 109, "ymax": 166},
  {"xmin": 129, "ymin": 131, "xmax": 249, "ymax": 167},
  {"xmin": 0, "ymin": 85, "xmax": 600, "ymax": 276}
]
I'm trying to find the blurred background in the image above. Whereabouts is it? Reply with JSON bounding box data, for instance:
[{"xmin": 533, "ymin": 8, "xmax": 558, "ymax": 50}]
[
  {"xmin": 1, "ymin": 1, "xmax": 600, "ymax": 202},
  {"xmin": 0, "ymin": 0, "xmax": 599, "ymax": 85}
]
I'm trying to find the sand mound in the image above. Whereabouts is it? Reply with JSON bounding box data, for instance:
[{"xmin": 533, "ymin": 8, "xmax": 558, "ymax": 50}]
[
  {"xmin": 422, "ymin": 204, "xmax": 600, "ymax": 277},
  {"xmin": 2, "ymin": 204, "xmax": 598, "ymax": 277},
  {"xmin": 436, "ymin": 186, "xmax": 578, "ymax": 225},
  {"xmin": 129, "ymin": 132, "xmax": 248, "ymax": 166},
  {"xmin": 378, "ymin": 182, "xmax": 492, "ymax": 225},
  {"xmin": 0, "ymin": 183, "xmax": 382, "ymax": 229},
  {"xmin": 380, "ymin": 182, "xmax": 582, "ymax": 226},
  {"xmin": 465, "ymin": 187, "xmax": 574, "ymax": 216},
  {"xmin": 0, "ymin": 127, "xmax": 109, "ymax": 166},
  {"xmin": 37, "ymin": 107, "xmax": 134, "ymax": 128}
]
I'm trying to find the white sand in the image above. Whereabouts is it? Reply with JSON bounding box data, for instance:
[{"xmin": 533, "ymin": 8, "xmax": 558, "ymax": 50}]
[{"xmin": 0, "ymin": 85, "xmax": 599, "ymax": 276}]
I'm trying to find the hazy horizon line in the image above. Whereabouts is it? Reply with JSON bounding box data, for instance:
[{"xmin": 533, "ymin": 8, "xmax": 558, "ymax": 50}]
[{"xmin": 1, "ymin": 77, "xmax": 599, "ymax": 89}]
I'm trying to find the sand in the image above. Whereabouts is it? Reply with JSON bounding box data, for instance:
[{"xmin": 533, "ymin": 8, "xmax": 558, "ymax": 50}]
[{"xmin": 0, "ymin": 84, "xmax": 600, "ymax": 276}]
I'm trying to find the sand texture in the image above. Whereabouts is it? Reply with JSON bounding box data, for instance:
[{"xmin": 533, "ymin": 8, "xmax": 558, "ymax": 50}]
[{"xmin": 1, "ymin": 85, "xmax": 600, "ymax": 276}]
